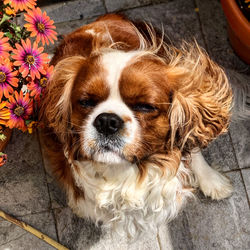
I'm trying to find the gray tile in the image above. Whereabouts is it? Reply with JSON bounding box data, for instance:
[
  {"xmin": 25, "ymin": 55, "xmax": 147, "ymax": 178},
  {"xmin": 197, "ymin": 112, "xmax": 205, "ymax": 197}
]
[
  {"xmin": 44, "ymin": 0, "xmax": 106, "ymax": 24},
  {"xmin": 55, "ymin": 207, "xmax": 161, "ymax": 250},
  {"xmin": 0, "ymin": 212, "xmax": 57, "ymax": 250},
  {"xmin": 46, "ymin": 174, "xmax": 67, "ymax": 209},
  {"xmin": 124, "ymin": 0, "xmax": 205, "ymax": 47},
  {"xmin": 37, "ymin": 0, "xmax": 74, "ymax": 7},
  {"xmin": 230, "ymin": 120, "xmax": 250, "ymax": 169},
  {"xmin": 168, "ymin": 210, "xmax": 194, "ymax": 250},
  {"xmin": 89, "ymin": 228, "xmax": 160, "ymax": 250},
  {"xmin": 169, "ymin": 171, "xmax": 250, "ymax": 250},
  {"xmin": 195, "ymin": 0, "xmax": 250, "ymax": 73},
  {"xmin": 224, "ymin": 69, "xmax": 250, "ymax": 169},
  {"xmin": 55, "ymin": 17, "xmax": 97, "ymax": 36},
  {"xmin": 202, "ymin": 132, "xmax": 238, "ymax": 172},
  {"xmin": 105, "ymin": 0, "xmax": 151, "ymax": 12},
  {"xmin": 55, "ymin": 207, "xmax": 102, "ymax": 249},
  {"xmin": 0, "ymin": 130, "xmax": 50, "ymax": 217},
  {"xmin": 241, "ymin": 168, "xmax": 250, "ymax": 201}
]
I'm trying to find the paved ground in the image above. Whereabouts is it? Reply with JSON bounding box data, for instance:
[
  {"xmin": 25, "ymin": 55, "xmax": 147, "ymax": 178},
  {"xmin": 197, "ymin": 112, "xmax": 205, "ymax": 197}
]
[{"xmin": 0, "ymin": 0, "xmax": 250, "ymax": 249}]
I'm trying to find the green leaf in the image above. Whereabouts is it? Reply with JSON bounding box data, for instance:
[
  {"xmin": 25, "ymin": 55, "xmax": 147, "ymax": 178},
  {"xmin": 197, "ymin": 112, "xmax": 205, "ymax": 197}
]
[
  {"xmin": 16, "ymin": 33, "xmax": 21, "ymax": 39},
  {"xmin": 0, "ymin": 14, "xmax": 11, "ymax": 26},
  {"xmin": 25, "ymin": 120, "xmax": 32, "ymax": 126},
  {"xmin": 4, "ymin": 32, "xmax": 13, "ymax": 39}
]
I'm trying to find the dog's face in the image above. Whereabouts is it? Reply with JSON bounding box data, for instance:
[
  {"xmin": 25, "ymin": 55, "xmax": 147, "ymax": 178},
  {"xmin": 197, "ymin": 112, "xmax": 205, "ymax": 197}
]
[
  {"xmin": 42, "ymin": 38, "xmax": 232, "ymax": 175},
  {"xmin": 70, "ymin": 51, "xmax": 172, "ymax": 165}
]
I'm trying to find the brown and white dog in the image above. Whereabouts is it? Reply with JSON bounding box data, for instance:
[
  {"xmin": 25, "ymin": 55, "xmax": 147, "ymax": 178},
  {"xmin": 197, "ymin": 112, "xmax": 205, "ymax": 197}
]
[{"xmin": 40, "ymin": 14, "xmax": 233, "ymax": 238}]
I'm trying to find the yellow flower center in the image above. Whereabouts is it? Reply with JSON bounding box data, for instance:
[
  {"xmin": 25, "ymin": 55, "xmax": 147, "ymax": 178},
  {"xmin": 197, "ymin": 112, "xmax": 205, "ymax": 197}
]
[
  {"xmin": 37, "ymin": 22, "xmax": 45, "ymax": 32},
  {"xmin": 14, "ymin": 106, "xmax": 25, "ymax": 117},
  {"xmin": 40, "ymin": 77, "xmax": 47, "ymax": 88},
  {"xmin": 26, "ymin": 55, "xmax": 35, "ymax": 65},
  {"xmin": 0, "ymin": 72, "xmax": 6, "ymax": 83}
]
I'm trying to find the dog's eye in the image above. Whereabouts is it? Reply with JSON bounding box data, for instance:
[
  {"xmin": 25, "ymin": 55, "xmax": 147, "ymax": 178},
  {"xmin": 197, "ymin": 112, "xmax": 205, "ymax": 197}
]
[
  {"xmin": 79, "ymin": 98, "xmax": 97, "ymax": 108},
  {"xmin": 131, "ymin": 103, "xmax": 157, "ymax": 113}
]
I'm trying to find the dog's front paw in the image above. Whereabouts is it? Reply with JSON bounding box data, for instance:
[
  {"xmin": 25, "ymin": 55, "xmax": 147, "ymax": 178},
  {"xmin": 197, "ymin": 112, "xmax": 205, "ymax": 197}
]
[{"xmin": 198, "ymin": 169, "xmax": 233, "ymax": 200}]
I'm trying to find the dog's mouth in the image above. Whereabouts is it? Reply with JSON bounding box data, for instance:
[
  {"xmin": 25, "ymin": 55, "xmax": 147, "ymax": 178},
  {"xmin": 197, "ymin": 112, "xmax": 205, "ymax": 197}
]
[{"xmin": 90, "ymin": 138, "xmax": 128, "ymax": 164}]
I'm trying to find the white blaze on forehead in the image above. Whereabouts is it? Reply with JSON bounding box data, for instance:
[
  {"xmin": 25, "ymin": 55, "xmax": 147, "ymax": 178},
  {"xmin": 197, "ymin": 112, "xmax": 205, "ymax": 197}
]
[
  {"xmin": 82, "ymin": 50, "xmax": 142, "ymax": 164},
  {"xmin": 101, "ymin": 50, "xmax": 140, "ymax": 99},
  {"xmin": 85, "ymin": 29, "xmax": 96, "ymax": 36}
]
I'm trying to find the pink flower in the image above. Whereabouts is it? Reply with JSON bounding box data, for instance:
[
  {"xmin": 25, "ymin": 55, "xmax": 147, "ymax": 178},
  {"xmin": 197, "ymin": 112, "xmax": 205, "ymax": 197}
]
[
  {"xmin": 24, "ymin": 7, "xmax": 57, "ymax": 45},
  {"xmin": 0, "ymin": 59, "xmax": 19, "ymax": 100},
  {"xmin": 28, "ymin": 65, "xmax": 53, "ymax": 99},
  {"xmin": 7, "ymin": 91, "xmax": 33, "ymax": 131},
  {"xmin": 12, "ymin": 39, "xmax": 49, "ymax": 80}
]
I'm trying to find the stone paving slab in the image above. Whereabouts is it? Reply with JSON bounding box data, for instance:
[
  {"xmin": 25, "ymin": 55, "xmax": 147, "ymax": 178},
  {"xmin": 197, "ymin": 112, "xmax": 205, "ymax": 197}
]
[
  {"xmin": 195, "ymin": 0, "xmax": 250, "ymax": 74},
  {"xmin": 54, "ymin": 207, "xmax": 168, "ymax": 250},
  {"xmin": 0, "ymin": 131, "xmax": 50, "ymax": 217},
  {"xmin": 104, "ymin": 0, "xmax": 173, "ymax": 12},
  {"xmin": 230, "ymin": 120, "xmax": 250, "ymax": 169},
  {"xmin": 168, "ymin": 171, "xmax": 250, "ymax": 250},
  {"xmin": 43, "ymin": 0, "xmax": 106, "ymax": 24},
  {"xmin": 0, "ymin": 211, "xmax": 57, "ymax": 250},
  {"xmin": 54, "ymin": 207, "xmax": 102, "ymax": 249},
  {"xmin": 241, "ymin": 168, "xmax": 250, "ymax": 201},
  {"xmin": 227, "ymin": 67, "xmax": 250, "ymax": 170},
  {"xmin": 230, "ymin": 90, "xmax": 250, "ymax": 170},
  {"xmin": 202, "ymin": 132, "xmax": 238, "ymax": 172},
  {"xmin": 46, "ymin": 174, "xmax": 67, "ymax": 209},
  {"xmin": 104, "ymin": 0, "xmax": 151, "ymax": 12},
  {"xmin": 124, "ymin": 0, "xmax": 205, "ymax": 47},
  {"xmin": 88, "ymin": 229, "xmax": 161, "ymax": 250}
]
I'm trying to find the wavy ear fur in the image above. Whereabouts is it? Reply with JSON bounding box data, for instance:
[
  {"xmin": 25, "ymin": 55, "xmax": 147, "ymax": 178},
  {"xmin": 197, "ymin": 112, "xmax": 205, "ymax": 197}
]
[
  {"xmin": 166, "ymin": 43, "xmax": 232, "ymax": 151},
  {"xmin": 40, "ymin": 56, "xmax": 85, "ymax": 144}
]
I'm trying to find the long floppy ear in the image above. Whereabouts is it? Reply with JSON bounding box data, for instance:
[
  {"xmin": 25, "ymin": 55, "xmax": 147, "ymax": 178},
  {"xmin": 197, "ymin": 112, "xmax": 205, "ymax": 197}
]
[
  {"xmin": 166, "ymin": 43, "xmax": 232, "ymax": 151},
  {"xmin": 40, "ymin": 56, "xmax": 85, "ymax": 144}
]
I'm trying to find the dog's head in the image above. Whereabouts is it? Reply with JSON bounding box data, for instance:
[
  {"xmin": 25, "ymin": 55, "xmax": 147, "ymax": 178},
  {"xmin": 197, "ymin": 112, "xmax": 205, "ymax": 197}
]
[{"xmin": 41, "ymin": 28, "xmax": 232, "ymax": 178}]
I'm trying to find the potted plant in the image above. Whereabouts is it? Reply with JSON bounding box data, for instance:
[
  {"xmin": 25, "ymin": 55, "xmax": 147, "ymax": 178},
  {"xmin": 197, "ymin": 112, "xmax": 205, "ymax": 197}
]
[
  {"xmin": 0, "ymin": 0, "xmax": 57, "ymax": 166},
  {"xmin": 220, "ymin": 0, "xmax": 250, "ymax": 64}
]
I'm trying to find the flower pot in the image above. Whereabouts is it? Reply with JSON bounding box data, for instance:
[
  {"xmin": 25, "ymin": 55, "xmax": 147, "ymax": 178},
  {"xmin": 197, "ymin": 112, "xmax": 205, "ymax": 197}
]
[
  {"xmin": 221, "ymin": 0, "xmax": 250, "ymax": 64},
  {"xmin": 0, "ymin": 128, "xmax": 12, "ymax": 152}
]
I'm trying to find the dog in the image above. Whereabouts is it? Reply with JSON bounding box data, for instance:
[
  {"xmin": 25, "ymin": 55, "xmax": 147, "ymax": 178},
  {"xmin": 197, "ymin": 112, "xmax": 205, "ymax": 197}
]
[{"xmin": 40, "ymin": 14, "xmax": 233, "ymax": 238}]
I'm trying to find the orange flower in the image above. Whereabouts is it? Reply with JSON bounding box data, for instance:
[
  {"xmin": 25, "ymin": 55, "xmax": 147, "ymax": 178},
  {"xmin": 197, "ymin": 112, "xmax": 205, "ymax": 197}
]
[
  {"xmin": 5, "ymin": 6, "xmax": 16, "ymax": 16},
  {"xmin": 0, "ymin": 59, "xmax": 19, "ymax": 100},
  {"xmin": 24, "ymin": 7, "xmax": 57, "ymax": 45},
  {"xmin": 0, "ymin": 153, "xmax": 7, "ymax": 167},
  {"xmin": 7, "ymin": 91, "xmax": 33, "ymax": 131},
  {"xmin": 12, "ymin": 39, "xmax": 49, "ymax": 80},
  {"xmin": 27, "ymin": 121, "xmax": 38, "ymax": 133},
  {"xmin": 4, "ymin": 0, "xmax": 36, "ymax": 12},
  {"xmin": 0, "ymin": 102, "xmax": 10, "ymax": 126},
  {"xmin": 28, "ymin": 65, "xmax": 53, "ymax": 99},
  {"xmin": 0, "ymin": 32, "xmax": 12, "ymax": 58}
]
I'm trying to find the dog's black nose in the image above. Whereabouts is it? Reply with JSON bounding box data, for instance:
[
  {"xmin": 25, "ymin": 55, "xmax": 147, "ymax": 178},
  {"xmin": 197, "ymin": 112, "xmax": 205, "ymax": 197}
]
[{"xmin": 93, "ymin": 113, "xmax": 124, "ymax": 135}]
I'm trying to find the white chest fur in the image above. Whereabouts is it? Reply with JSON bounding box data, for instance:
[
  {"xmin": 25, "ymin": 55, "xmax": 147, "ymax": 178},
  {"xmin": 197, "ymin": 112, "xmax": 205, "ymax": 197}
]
[{"xmin": 67, "ymin": 159, "xmax": 194, "ymax": 238}]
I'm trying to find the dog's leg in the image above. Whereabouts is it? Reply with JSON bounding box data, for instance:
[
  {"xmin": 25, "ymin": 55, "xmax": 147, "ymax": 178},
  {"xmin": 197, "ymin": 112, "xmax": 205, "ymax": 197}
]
[{"xmin": 190, "ymin": 150, "xmax": 233, "ymax": 200}]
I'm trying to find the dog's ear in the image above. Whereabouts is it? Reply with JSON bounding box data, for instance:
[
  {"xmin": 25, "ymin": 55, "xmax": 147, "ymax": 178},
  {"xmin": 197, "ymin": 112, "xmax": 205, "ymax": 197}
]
[
  {"xmin": 166, "ymin": 43, "xmax": 232, "ymax": 151},
  {"xmin": 40, "ymin": 56, "xmax": 85, "ymax": 144}
]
